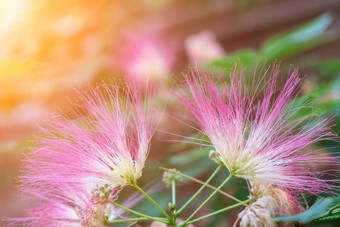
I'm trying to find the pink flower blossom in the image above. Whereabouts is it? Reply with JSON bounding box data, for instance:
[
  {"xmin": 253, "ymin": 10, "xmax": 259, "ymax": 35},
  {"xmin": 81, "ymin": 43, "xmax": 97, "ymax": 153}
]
[
  {"xmin": 20, "ymin": 83, "xmax": 155, "ymax": 194},
  {"xmin": 112, "ymin": 32, "xmax": 176, "ymax": 84},
  {"xmin": 8, "ymin": 83, "xmax": 156, "ymax": 226},
  {"xmin": 9, "ymin": 183, "xmax": 120, "ymax": 227},
  {"xmin": 177, "ymin": 66, "xmax": 339, "ymax": 195},
  {"xmin": 9, "ymin": 177, "xmax": 156, "ymax": 226},
  {"xmin": 185, "ymin": 30, "xmax": 225, "ymax": 64}
]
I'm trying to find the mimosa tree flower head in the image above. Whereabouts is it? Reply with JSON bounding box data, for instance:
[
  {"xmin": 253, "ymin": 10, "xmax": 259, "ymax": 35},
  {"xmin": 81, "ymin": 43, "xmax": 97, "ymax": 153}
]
[
  {"xmin": 177, "ymin": 65, "xmax": 339, "ymax": 195},
  {"xmin": 20, "ymin": 83, "xmax": 156, "ymax": 194},
  {"xmin": 10, "ymin": 183, "xmax": 121, "ymax": 227}
]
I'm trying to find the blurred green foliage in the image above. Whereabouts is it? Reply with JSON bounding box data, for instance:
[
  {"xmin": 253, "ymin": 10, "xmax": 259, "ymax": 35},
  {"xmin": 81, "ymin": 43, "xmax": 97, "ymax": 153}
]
[
  {"xmin": 207, "ymin": 13, "xmax": 336, "ymax": 70},
  {"xmin": 290, "ymin": 79, "xmax": 340, "ymax": 120}
]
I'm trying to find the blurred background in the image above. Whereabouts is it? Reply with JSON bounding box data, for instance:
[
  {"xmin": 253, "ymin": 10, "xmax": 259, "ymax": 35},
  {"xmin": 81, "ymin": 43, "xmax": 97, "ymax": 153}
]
[{"xmin": 0, "ymin": 0, "xmax": 340, "ymax": 226}]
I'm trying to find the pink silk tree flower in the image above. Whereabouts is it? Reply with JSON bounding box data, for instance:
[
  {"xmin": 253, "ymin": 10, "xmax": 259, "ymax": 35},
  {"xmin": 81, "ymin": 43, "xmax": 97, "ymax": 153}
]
[
  {"xmin": 177, "ymin": 66, "xmax": 339, "ymax": 195},
  {"xmin": 9, "ymin": 175, "xmax": 155, "ymax": 226},
  {"xmin": 185, "ymin": 30, "xmax": 225, "ymax": 64},
  {"xmin": 112, "ymin": 32, "xmax": 176, "ymax": 84},
  {"xmin": 19, "ymin": 83, "xmax": 155, "ymax": 194},
  {"xmin": 9, "ymin": 184, "xmax": 120, "ymax": 227}
]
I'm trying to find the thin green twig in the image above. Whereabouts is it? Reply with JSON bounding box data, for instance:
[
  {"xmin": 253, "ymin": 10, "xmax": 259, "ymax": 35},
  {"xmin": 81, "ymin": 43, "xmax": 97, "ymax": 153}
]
[
  {"xmin": 111, "ymin": 201, "xmax": 168, "ymax": 224},
  {"xmin": 161, "ymin": 167, "xmax": 247, "ymax": 209},
  {"xmin": 106, "ymin": 217, "xmax": 148, "ymax": 224},
  {"xmin": 162, "ymin": 166, "xmax": 221, "ymax": 216},
  {"xmin": 186, "ymin": 198, "xmax": 254, "ymax": 225},
  {"xmin": 172, "ymin": 179, "xmax": 176, "ymax": 206},
  {"xmin": 132, "ymin": 183, "xmax": 172, "ymax": 220},
  {"xmin": 180, "ymin": 174, "xmax": 233, "ymax": 226}
]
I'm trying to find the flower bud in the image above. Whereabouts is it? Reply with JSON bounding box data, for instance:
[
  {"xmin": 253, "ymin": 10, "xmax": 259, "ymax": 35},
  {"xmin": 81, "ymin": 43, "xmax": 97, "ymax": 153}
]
[
  {"xmin": 209, "ymin": 150, "xmax": 223, "ymax": 165},
  {"xmin": 238, "ymin": 196, "xmax": 277, "ymax": 227},
  {"xmin": 168, "ymin": 202, "xmax": 176, "ymax": 213},
  {"xmin": 162, "ymin": 169, "xmax": 183, "ymax": 187}
]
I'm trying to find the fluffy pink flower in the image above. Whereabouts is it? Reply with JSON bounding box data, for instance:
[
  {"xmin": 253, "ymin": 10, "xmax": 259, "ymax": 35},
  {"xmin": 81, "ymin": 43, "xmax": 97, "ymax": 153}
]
[
  {"xmin": 113, "ymin": 32, "xmax": 176, "ymax": 84},
  {"xmin": 177, "ymin": 66, "xmax": 339, "ymax": 195},
  {"xmin": 20, "ymin": 83, "xmax": 155, "ymax": 194},
  {"xmin": 8, "ymin": 83, "xmax": 156, "ymax": 226},
  {"xmin": 9, "ymin": 183, "xmax": 121, "ymax": 227},
  {"xmin": 185, "ymin": 30, "xmax": 225, "ymax": 64},
  {"xmin": 10, "ymin": 177, "xmax": 155, "ymax": 226}
]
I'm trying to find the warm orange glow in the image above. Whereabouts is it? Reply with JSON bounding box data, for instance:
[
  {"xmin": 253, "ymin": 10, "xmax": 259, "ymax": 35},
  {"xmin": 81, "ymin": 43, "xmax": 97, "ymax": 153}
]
[{"xmin": 0, "ymin": 1, "xmax": 338, "ymax": 225}]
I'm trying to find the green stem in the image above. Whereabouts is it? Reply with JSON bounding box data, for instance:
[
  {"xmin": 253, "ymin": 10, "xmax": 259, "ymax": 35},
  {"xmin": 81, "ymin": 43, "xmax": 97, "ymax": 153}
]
[
  {"xmin": 186, "ymin": 198, "xmax": 253, "ymax": 225},
  {"xmin": 111, "ymin": 201, "xmax": 168, "ymax": 224},
  {"xmin": 172, "ymin": 179, "xmax": 176, "ymax": 206},
  {"xmin": 106, "ymin": 217, "xmax": 148, "ymax": 224},
  {"xmin": 132, "ymin": 183, "xmax": 172, "ymax": 220},
  {"xmin": 164, "ymin": 167, "xmax": 246, "ymax": 207},
  {"xmin": 171, "ymin": 179, "xmax": 177, "ymax": 226},
  {"xmin": 173, "ymin": 165, "xmax": 222, "ymax": 215},
  {"xmin": 181, "ymin": 174, "xmax": 233, "ymax": 226}
]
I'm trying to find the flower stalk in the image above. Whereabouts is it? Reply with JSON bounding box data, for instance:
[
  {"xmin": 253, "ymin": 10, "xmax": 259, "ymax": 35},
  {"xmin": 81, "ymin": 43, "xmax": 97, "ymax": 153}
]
[
  {"xmin": 161, "ymin": 166, "xmax": 246, "ymax": 213},
  {"xmin": 106, "ymin": 217, "xmax": 149, "ymax": 224},
  {"xmin": 111, "ymin": 201, "xmax": 169, "ymax": 224},
  {"xmin": 180, "ymin": 174, "xmax": 234, "ymax": 226},
  {"xmin": 132, "ymin": 183, "xmax": 172, "ymax": 220},
  {"xmin": 171, "ymin": 179, "xmax": 178, "ymax": 226},
  {"xmin": 172, "ymin": 179, "xmax": 176, "ymax": 207},
  {"xmin": 186, "ymin": 198, "xmax": 254, "ymax": 225}
]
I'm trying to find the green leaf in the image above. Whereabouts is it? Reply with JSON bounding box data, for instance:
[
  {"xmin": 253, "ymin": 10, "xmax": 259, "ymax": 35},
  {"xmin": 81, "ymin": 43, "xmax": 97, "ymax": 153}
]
[
  {"xmin": 289, "ymin": 79, "xmax": 340, "ymax": 121},
  {"xmin": 274, "ymin": 197, "xmax": 340, "ymax": 224},
  {"xmin": 206, "ymin": 14, "xmax": 336, "ymax": 71},
  {"xmin": 316, "ymin": 212, "xmax": 340, "ymax": 222},
  {"xmin": 261, "ymin": 13, "xmax": 334, "ymax": 59}
]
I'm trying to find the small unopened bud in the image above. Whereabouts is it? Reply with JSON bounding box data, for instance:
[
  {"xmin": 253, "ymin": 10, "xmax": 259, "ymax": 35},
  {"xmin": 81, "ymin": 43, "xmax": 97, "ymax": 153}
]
[
  {"xmin": 99, "ymin": 193, "xmax": 106, "ymax": 200},
  {"xmin": 105, "ymin": 186, "xmax": 113, "ymax": 194},
  {"xmin": 162, "ymin": 169, "xmax": 183, "ymax": 187},
  {"xmin": 238, "ymin": 196, "xmax": 277, "ymax": 227},
  {"xmin": 168, "ymin": 202, "xmax": 176, "ymax": 213},
  {"xmin": 209, "ymin": 150, "xmax": 223, "ymax": 165}
]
